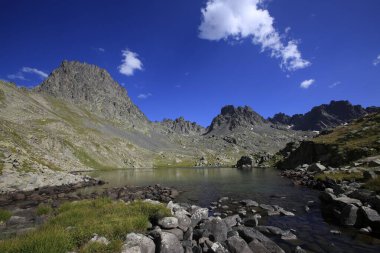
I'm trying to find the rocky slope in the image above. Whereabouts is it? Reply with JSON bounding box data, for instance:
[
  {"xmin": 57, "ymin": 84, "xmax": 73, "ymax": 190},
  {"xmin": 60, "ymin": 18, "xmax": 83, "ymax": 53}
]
[
  {"xmin": 276, "ymin": 112, "xmax": 380, "ymax": 169},
  {"xmin": 269, "ymin": 100, "xmax": 379, "ymax": 131},
  {"xmin": 159, "ymin": 117, "xmax": 206, "ymax": 135}
]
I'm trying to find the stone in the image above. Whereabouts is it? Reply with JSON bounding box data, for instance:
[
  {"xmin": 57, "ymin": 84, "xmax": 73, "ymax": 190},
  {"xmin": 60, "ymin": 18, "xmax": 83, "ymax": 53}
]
[
  {"xmin": 6, "ymin": 216, "xmax": 27, "ymax": 226},
  {"xmin": 160, "ymin": 232, "xmax": 184, "ymax": 253},
  {"xmin": 158, "ymin": 217, "xmax": 178, "ymax": 229},
  {"xmin": 280, "ymin": 231, "xmax": 297, "ymax": 240},
  {"xmin": 90, "ymin": 234, "xmax": 110, "ymax": 245},
  {"xmin": 121, "ymin": 233, "xmax": 155, "ymax": 253},
  {"xmin": 363, "ymin": 170, "xmax": 377, "ymax": 181},
  {"xmin": 191, "ymin": 208, "xmax": 208, "ymax": 227},
  {"xmin": 174, "ymin": 210, "xmax": 191, "ymax": 231},
  {"xmin": 333, "ymin": 196, "xmax": 362, "ymax": 209},
  {"xmin": 307, "ymin": 163, "xmax": 326, "ymax": 173},
  {"xmin": 223, "ymin": 214, "xmax": 241, "ymax": 229},
  {"xmin": 227, "ymin": 235, "xmax": 253, "ymax": 253},
  {"xmin": 240, "ymin": 199, "xmax": 259, "ymax": 207},
  {"xmin": 210, "ymin": 242, "xmax": 229, "ymax": 253},
  {"xmin": 295, "ymin": 246, "xmax": 307, "ymax": 253},
  {"xmin": 247, "ymin": 239, "xmax": 271, "ymax": 253},
  {"xmin": 260, "ymin": 204, "xmax": 274, "ymax": 212},
  {"xmin": 340, "ymin": 204, "xmax": 358, "ymax": 226},
  {"xmin": 204, "ymin": 217, "xmax": 228, "ymax": 242},
  {"xmin": 236, "ymin": 156, "xmax": 253, "ymax": 169},
  {"xmin": 237, "ymin": 226, "xmax": 285, "ymax": 253},
  {"xmin": 163, "ymin": 228, "xmax": 184, "ymax": 241}
]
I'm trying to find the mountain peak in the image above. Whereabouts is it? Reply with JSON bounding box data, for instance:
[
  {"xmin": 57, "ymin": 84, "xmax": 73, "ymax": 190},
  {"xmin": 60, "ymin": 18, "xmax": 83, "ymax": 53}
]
[
  {"xmin": 207, "ymin": 105, "xmax": 266, "ymax": 134},
  {"xmin": 35, "ymin": 60, "xmax": 148, "ymax": 124}
]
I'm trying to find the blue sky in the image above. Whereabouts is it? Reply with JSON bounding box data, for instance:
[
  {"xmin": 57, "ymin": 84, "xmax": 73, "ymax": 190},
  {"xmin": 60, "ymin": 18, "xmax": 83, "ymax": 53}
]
[{"xmin": 1, "ymin": 0, "xmax": 379, "ymax": 126}]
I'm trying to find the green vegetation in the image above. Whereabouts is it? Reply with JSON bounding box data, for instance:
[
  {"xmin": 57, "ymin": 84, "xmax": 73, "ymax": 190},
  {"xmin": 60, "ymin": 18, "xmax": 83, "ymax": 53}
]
[
  {"xmin": 314, "ymin": 113, "xmax": 380, "ymax": 151},
  {"xmin": 364, "ymin": 177, "xmax": 380, "ymax": 193},
  {"xmin": 0, "ymin": 199, "xmax": 170, "ymax": 253},
  {"xmin": 0, "ymin": 209, "xmax": 12, "ymax": 223},
  {"xmin": 36, "ymin": 204, "xmax": 53, "ymax": 216},
  {"xmin": 315, "ymin": 171, "xmax": 364, "ymax": 182}
]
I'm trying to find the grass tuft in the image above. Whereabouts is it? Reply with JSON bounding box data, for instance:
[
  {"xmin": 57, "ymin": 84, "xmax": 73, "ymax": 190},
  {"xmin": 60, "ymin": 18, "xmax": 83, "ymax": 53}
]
[
  {"xmin": 36, "ymin": 204, "xmax": 53, "ymax": 216},
  {"xmin": 0, "ymin": 209, "xmax": 12, "ymax": 223},
  {"xmin": 315, "ymin": 171, "xmax": 364, "ymax": 182},
  {"xmin": 0, "ymin": 199, "xmax": 170, "ymax": 253},
  {"xmin": 363, "ymin": 177, "xmax": 380, "ymax": 193}
]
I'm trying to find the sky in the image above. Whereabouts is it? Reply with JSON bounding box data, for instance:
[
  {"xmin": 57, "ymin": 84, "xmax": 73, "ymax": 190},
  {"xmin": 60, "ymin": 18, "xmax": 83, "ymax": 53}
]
[{"xmin": 1, "ymin": 0, "xmax": 379, "ymax": 126}]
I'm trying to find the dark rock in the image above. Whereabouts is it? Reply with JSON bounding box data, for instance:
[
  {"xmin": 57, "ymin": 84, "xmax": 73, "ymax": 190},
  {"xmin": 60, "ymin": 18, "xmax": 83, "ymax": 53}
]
[
  {"xmin": 340, "ymin": 204, "xmax": 358, "ymax": 226},
  {"xmin": 204, "ymin": 218, "xmax": 228, "ymax": 242},
  {"xmin": 227, "ymin": 235, "xmax": 253, "ymax": 253},
  {"xmin": 237, "ymin": 156, "xmax": 253, "ymax": 169},
  {"xmin": 240, "ymin": 199, "xmax": 259, "ymax": 207}
]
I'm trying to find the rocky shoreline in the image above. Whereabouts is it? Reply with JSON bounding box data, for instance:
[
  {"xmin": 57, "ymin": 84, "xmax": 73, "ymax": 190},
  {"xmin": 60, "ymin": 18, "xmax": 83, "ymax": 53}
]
[{"xmin": 280, "ymin": 157, "xmax": 380, "ymax": 237}]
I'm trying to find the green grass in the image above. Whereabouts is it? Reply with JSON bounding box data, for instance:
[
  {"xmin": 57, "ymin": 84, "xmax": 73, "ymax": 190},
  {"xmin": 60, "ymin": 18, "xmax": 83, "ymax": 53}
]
[
  {"xmin": 0, "ymin": 209, "xmax": 12, "ymax": 223},
  {"xmin": 363, "ymin": 177, "xmax": 380, "ymax": 193},
  {"xmin": 36, "ymin": 204, "xmax": 53, "ymax": 216},
  {"xmin": 315, "ymin": 171, "xmax": 364, "ymax": 182},
  {"xmin": 0, "ymin": 199, "xmax": 170, "ymax": 253}
]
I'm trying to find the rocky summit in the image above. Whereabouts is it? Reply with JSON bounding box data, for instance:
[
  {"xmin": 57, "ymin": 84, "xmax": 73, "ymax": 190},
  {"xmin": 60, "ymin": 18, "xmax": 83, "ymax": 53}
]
[{"xmin": 269, "ymin": 100, "xmax": 379, "ymax": 131}]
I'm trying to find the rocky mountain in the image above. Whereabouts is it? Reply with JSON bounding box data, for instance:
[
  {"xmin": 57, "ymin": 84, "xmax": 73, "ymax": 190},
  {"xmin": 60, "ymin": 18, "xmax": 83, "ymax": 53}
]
[
  {"xmin": 269, "ymin": 100, "xmax": 379, "ymax": 131},
  {"xmin": 159, "ymin": 117, "xmax": 206, "ymax": 135},
  {"xmin": 276, "ymin": 112, "xmax": 380, "ymax": 169},
  {"xmin": 35, "ymin": 61, "xmax": 148, "ymax": 128},
  {"xmin": 206, "ymin": 105, "xmax": 266, "ymax": 135},
  {"xmin": 0, "ymin": 60, "xmax": 312, "ymax": 192}
]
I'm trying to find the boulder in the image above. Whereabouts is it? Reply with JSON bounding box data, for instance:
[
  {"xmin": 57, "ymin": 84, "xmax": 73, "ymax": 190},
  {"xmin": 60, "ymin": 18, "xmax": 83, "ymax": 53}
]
[
  {"xmin": 363, "ymin": 170, "xmax": 378, "ymax": 181},
  {"xmin": 248, "ymin": 239, "xmax": 271, "ymax": 253},
  {"xmin": 89, "ymin": 234, "xmax": 110, "ymax": 245},
  {"xmin": 333, "ymin": 196, "xmax": 362, "ymax": 209},
  {"xmin": 223, "ymin": 214, "xmax": 241, "ymax": 229},
  {"xmin": 227, "ymin": 235, "xmax": 253, "ymax": 253},
  {"xmin": 163, "ymin": 228, "xmax": 184, "ymax": 241},
  {"xmin": 236, "ymin": 226, "xmax": 285, "ymax": 253},
  {"xmin": 190, "ymin": 208, "xmax": 208, "ymax": 227},
  {"xmin": 340, "ymin": 204, "xmax": 358, "ymax": 226},
  {"xmin": 240, "ymin": 199, "xmax": 259, "ymax": 207},
  {"xmin": 121, "ymin": 233, "xmax": 155, "ymax": 253},
  {"xmin": 204, "ymin": 217, "xmax": 228, "ymax": 242},
  {"xmin": 160, "ymin": 232, "xmax": 184, "ymax": 253},
  {"xmin": 158, "ymin": 217, "xmax": 179, "ymax": 229},
  {"xmin": 174, "ymin": 210, "xmax": 191, "ymax": 231}
]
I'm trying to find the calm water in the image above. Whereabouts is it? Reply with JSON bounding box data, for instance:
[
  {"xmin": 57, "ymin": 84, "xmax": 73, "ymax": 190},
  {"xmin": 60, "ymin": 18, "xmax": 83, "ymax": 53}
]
[{"xmin": 86, "ymin": 167, "xmax": 380, "ymax": 253}]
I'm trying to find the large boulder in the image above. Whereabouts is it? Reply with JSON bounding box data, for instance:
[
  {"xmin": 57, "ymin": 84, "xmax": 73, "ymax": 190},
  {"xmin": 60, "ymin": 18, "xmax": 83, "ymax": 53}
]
[
  {"xmin": 160, "ymin": 232, "xmax": 184, "ymax": 253},
  {"xmin": 174, "ymin": 210, "xmax": 192, "ymax": 231},
  {"xmin": 307, "ymin": 163, "xmax": 326, "ymax": 173},
  {"xmin": 191, "ymin": 208, "xmax": 209, "ymax": 227},
  {"xmin": 158, "ymin": 217, "xmax": 178, "ymax": 229},
  {"xmin": 121, "ymin": 233, "xmax": 155, "ymax": 253},
  {"xmin": 204, "ymin": 217, "xmax": 228, "ymax": 242},
  {"xmin": 227, "ymin": 235, "xmax": 253, "ymax": 253},
  {"xmin": 236, "ymin": 226, "xmax": 285, "ymax": 253},
  {"xmin": 340, "ymin": 204, "xmax": 358, "ymax": 226}
]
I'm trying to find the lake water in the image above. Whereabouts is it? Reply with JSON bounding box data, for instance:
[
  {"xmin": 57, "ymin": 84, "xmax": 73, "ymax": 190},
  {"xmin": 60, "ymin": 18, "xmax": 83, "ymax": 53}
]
[{"xmin": 87, "ymin": 167, "xmax": 380, "ymax": 253}]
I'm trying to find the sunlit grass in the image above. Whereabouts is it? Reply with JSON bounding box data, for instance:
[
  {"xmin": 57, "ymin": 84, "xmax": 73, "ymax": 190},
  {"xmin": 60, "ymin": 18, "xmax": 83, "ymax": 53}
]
[{"xmin": 0, "ymin": 199, "xmax": 170, "ymax": 253}]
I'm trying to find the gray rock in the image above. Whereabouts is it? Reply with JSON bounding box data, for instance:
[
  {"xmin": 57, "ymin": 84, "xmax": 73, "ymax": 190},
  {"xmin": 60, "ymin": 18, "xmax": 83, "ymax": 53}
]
[
  {"xmin": 163, "ymin": 228, "xmax": 184, "ymax": 240},
  {"xmin": 121, "ymin": 233, "xmax": 155, "ymax": 253},
  {"xmin": 158, "ymin": 217, "xmax": 179, "ymax": 229},
  {"xmin": 240, "ymin": 199, "xmax": 259, "ymax": 207},
  {"xmin": 227, "ymin": 235, "xmax": 253, "ymax": 253},
  {"xmin": 248, "ymin": 239, "xmax": 271, "ymax": 253},
  {"xmin": 223, "ymin": 214, "xmax": 241, "ymax": 229},
  {"xmin": 333, "ymin": 196, "xmax": 362, "ymax": 209},
  {"xmin": 204, "ymin": 217, "xmax": 228, "ymax": 242},
  {"xmin": 6, "ymin": 216, "xmax": 27, "ymax": 226},
  {"xmin": 174, "ymin": 210, "xmax": 191, "ymax": 231},
  {"xmin": 237, "ymin": 226, "xmax": 285, "ymax": 253},
  {"xmin": 363, "ymin": 170, "xmax": 378, "ymax": 180},
  {"xmin": 89, "ymin": 234, "xmax": 110, "ymax": 245},
  {"xmin": 160, "ymin": 232, "xmax": 184, "ymax": 253},
  {"xmin": 210, "ymin": 242, "xmax": 229, "ymax": 253},
  {"xmin": 260, "ymin": 204, "xmax": 275, "ymax": 212},
  {"xmin": 191, "ymin": 208, "xmax": 208, "ymax": 227},
  {"xmin": 294, "ymin": 246, "xmax": 307, "ymax": 253},
  {"xmin": 307, "ymin": 163, "xmax": 326, "ymax": 173},
  {"xmin": 340, "ymin": 204, "xmax": 358, "ymax": 226}
]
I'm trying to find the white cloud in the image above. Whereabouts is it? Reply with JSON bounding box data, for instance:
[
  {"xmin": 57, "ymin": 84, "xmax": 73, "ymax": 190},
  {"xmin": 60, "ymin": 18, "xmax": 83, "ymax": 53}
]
[
  {"xmin": 7, "ymin": 73, "xmax": 26, "ymax": 80},
  {"xmin": 373, "ymin": 54, "xmax": 380, "ymax": 66},
  {"xmin": 98, "ymin": 47, "xmax": 105, "ymax": 52},
  {"xmin": 137, "ymin": 93, "xmax": 152, "ymax": 99},
  {"xmin": 22, "ymin": 67, "xmax": 48, "ymax": 79},
  {"xmin": 119, "ymin": 49, "xmax": 143, "ymax": 76},
  {"xmin": 329, "ymin": 81, "xmax": 341, "ymax": 88},
  {"xmin": 198, "ymin": 0, "xmax": 310, "ymax": 71},
  {"xmin": 300, "ymin": 79, "xmax": 315, "ymax": 89}
]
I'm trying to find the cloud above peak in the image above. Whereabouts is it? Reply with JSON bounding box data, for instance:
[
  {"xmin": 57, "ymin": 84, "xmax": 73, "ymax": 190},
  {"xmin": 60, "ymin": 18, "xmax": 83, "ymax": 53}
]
[
  {"xmin": 198, "ymin": 0, "xmax": 310, "ymax": 71},
  {"xmin": 373, "ymin": 54, "xmax": 380, "ymax": 66},
  {"xmin": 8, "ymin": 67, "xmax": 48, "ymax": 80},
  {"xmin": 119, "ymin": 49, "xmax": 143, "ymax": 76},
  {"xmin": 300, "ymin": 79, "xmax": 315, "ymax": 89}
]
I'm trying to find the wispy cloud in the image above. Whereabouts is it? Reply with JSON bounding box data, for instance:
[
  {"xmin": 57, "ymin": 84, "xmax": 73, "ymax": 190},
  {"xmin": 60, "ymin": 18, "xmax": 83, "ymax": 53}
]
[
  {"xmin": 329, "ymin": 81, "xmax": 341, "ymax": 88},
  {"xmin": 300, "ymin": 79, "xmax": 315, "ymax": 89},
  {"xmin": 119, "ymin": 49, "xmax": 143, "ymax": 76},
  {"xmin": 98, "ymin": 47, "xmax": 105, "ymax": 52},
  {"xmin": 198, "ymin": 0, "xmax": 310, "ymax": 71},
  {"xmin": 373, "ymin": 54, "xmax": 380, "ymax": 66},
  {"xmin": 8, "ymin": 67, "xmax": 48, "ymax": 81},
  {"xmin": 22, "ymin": 67, "xmax": 48, "ymax": 78},
  {"xmin": 137, "ymin": 93, "xmax": 152, "ymax": 99},
  {"xmin": 7, "ymin": 73, "xmax": 26, "ymax": 80}
]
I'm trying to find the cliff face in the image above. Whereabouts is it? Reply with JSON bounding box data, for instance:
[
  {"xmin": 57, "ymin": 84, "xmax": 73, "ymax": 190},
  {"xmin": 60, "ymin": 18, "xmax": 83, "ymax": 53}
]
[{"xmin": 160, "ymin": 117, "xmax": 206, "ymax": 135}]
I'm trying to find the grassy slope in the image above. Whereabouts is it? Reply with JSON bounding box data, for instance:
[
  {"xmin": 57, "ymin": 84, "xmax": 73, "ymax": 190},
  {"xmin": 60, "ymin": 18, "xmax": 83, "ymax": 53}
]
[{"xmin": 0, "ymin": 199, "xmax": 170, "ymax": 253}]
